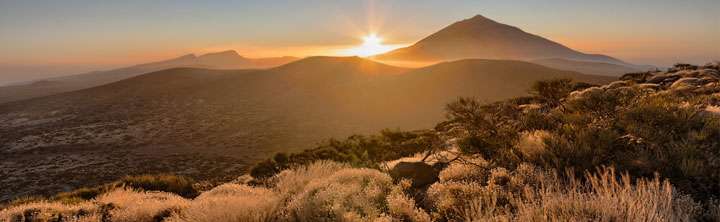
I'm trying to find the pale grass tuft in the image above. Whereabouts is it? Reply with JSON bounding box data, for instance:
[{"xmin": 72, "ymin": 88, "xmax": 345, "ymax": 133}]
[
  {"xmin": 97, "ymin": 188, "xmax": 190, "ymax": 222},
  {"xmin": 272, "ymin": 161, "xmax": 349, "ymax": 197},
  {"xmin": 166, "ymin": 184, "xmax": 280, "ymax": 222},
  {"xmin": 0, "ymin": 200, "xmax": 99, "ymax": 221},
  {"xmin": 284, "ymin": 168, "xmax": 393, "ymax": 221},
  {"xmin": 426, "ymin": 181, "xmax": 486, "ymax": 221},
  {"xmin": 506, "ymin": 167, "xmax": 697, "ymax": 221},
  {"xmin": 386, "ymin": 180, "xmax": 431, "ymax": 222},
  {"xmin": 438, "ymin": 159, "xmax": 489, "ymax": 183},
  {"xmin": 515, "ymin": 130, "xmax": 551, "ymax": 160}
]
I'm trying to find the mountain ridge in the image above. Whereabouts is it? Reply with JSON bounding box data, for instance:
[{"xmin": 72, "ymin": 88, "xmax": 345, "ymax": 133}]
[{"xmin": 0, "ymin": 51, "xmax": 299, "ymax": 104}]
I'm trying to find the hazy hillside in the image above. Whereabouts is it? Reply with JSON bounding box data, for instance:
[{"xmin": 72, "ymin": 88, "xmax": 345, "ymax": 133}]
[
  {"xmin": 0, "ymin": 56, "xmax": 612, "ymax": 201},
  {"xmin": 531, "ymin": 58, "xmax": 646, "ymax": 76},
  {"xmin": 0, "ymin": 51, "xmax": 298, "ymax": 104},
  {"xmin": 375, "ymin": 15, "xmax": 647, "ymax": 72}
]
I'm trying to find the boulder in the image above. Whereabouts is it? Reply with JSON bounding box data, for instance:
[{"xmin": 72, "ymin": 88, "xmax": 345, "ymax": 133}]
[
  {"xmin": 647, "ymin": 74, "xmax": 680, "ymax": 84},
  {"xmin": 700, "ymin": 69, "xmax": 720, "ymax": 79},
  {"xmin": 518, "ymin": 103, "xmax": 542, "ymax": 112},
  {"xmin": 620, "ymin": 72, "xmax": 653, "ymax": 83},
  {"xmin": 675, "ymin": 70, "xmax": 701, "ymax": 78},
  {"xmin": 636, "ymin": 83, "xmax": 660, "ymax": 90},
  {"xmin": 704, "ymin": 82, "xmax": 719, "ymax": 89},
  {"xmin": 389, "ymin": 161, "xmax": 439, "ymax": 188},
  {"xmin": 569, "ymin": 86, "xmax": 603, "ymax": 100},
  {"xmin": 603, "ymin": 80, "xmax": 631, "ymax": 89},
  {"xmin": 670, "ymin": 77, "xmax": 704, "ymax": 90}
]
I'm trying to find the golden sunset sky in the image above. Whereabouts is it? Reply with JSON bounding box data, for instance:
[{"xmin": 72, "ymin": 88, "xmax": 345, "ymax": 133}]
[{"xmin": 0, "ymin": 0, "xmax": 718, "ymax": 83}]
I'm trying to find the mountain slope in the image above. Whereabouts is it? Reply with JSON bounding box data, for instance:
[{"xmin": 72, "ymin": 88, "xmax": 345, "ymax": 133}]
[
  {"xmin": 375, "ymin": 15, "xmax": 630, "ymax": 66},
  {"xmin": 0, "ymin": 51, "xmax": 298, "ymax": 104},
  {"xmin": 0, "ymin": 56, "xmax": 613, "ymax": 201},
  {"xmin": 531, "ymin": 58, "xmax": 645, "ymax": 76}
]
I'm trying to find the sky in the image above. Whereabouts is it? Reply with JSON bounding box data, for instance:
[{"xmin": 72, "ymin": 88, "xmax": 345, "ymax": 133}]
[{"xmin": 0, "ymin": 0, "xmax": 718, "ymax": 83}]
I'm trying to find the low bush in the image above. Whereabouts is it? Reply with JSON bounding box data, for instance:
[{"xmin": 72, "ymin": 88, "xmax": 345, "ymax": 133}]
[
  {"xmin": 120, "ymin": 174, "xmax": 199, "ymax": 198},
  {"xmin": 250, "ymin": 129, "xmax": 439, "ymax": 179}
]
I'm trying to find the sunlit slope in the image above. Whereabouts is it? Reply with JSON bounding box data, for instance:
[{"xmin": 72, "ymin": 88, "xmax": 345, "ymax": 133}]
[{"xmin": 532, "ymin": 58, "xmax": 645, "ymax": 76}]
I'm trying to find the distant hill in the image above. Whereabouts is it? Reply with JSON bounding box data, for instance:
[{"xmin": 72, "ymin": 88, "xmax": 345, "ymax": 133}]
[
  {"xmin": 0, "ymin": 51, "xmax": 298, "ymax": 104},
  {"xmin": 375, "ymin": 15, "xmax": 647, "ymax": 72},
  {"xmin": 531, "ymin": 58, "xmax": 645, "ymax": 76},
  {"xmin": 0, "ymin": 56, "xmax": 613, "ymax": 201}
]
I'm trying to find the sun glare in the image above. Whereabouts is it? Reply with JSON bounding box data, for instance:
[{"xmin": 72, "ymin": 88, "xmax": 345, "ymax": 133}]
[{"xmin": 344, "ymin": 33, "xmax": 396, "ymax": 57}]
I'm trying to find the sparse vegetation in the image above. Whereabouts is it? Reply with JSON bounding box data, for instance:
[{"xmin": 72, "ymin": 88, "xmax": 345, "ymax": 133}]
[
  {"xmin": 1, "ymin": 161, "xmax": 712, "ymax": 221},
  {"xmin": 3, "ymin": 62, "xmax": 720, "ymax": 221},
  {"xmin": 120, "ymin": 175, "xmax": 199, "ymax": 198},
  {"xmin": 250, "ymin": 129, "xmax": 438, "ymax": 180},
  {"xmin": 45, "ymin": 174, "xmax": 199, "ymax": 206}
]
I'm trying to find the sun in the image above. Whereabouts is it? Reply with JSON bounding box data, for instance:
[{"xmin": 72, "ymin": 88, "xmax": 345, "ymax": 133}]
[{"xmin": 344, "ymin": 33, "xmax": 396, "ymax": 57}]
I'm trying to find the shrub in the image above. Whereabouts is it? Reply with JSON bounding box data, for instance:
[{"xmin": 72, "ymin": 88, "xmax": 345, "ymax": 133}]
[
  {"xmin": 284, "ymin": 168, "xmax": 394, "ymax": 221},
  {"xmin": 0, "ymin": 201, "xmax": 100, "ymax": 222},
  {"xmin": 386, "ymin": 180, "xmax": 432, "ymax": 222},
  {"xmin": 429, "ymin": 164, "xmax": 699, "ymax": 221},
  {"xmin": 515, "ymin": 130, "xmax": 551, "ymax": 162},
  {"xmin": 166, "ymin": 184, "xmax": 281, "ymax": 222},
  {"xmin": 54, "ymin": 187, "xmax": 104, "ymax": 204},
  {"xmin": 529, "ymin": 78, "xmax": 575, "ymax": 107},
  {"xmin": 121, "ymin": 174, "xmax": 199, "ymax": 198},
  {"xmin": 250, "ymin": 129, "xmax": 438, "ymax": 179},
  {"xmin": 438, "ymin": 160, "xmax": 489, "ymax": 183},
  {"xmin": 514, "ymin": 167, "xmax": 699, "ymax": 221},
  {"xmin": 96, "ymin": 189, "xmax": 190, "ymax": 222}
]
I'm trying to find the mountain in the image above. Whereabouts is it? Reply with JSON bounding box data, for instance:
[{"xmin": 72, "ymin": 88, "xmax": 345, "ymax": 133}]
[
  {"xmin": 196, "ymin": 50, "xmax": 298, "ymax": 69},
  {"xmin": 531, "ymin": 58, "xmax": 645, "ymax": 76},
  {"xmin": 0, "ymin": 56, "xmax": 613, "ymax": 201},
  {"xmin": 0, "ymin": 51, "xmax": 298, "ymax": 104},
  {"xmin": 375, "ymin": 15, "xmax": 639, "ymax": 69}
]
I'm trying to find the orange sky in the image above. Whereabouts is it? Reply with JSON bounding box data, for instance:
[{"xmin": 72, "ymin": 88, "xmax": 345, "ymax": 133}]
[{"xmin": 0, "ymin": 0, "xmax": 718, "ymax": 83}]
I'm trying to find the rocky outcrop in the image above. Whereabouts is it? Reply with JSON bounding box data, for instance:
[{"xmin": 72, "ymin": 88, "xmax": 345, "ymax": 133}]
[
  {"xmin": 568, "ymin": 62, "xmax": 720, "ymax": 101},
  {"xmin": 670, "ymin": 77, "xmax": 705, "ymax": 90}
]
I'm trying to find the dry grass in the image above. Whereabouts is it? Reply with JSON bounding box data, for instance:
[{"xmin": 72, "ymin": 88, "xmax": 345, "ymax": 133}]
[
  {"xmin": 96, "ymin": 189, "xmax": 190, "ymax": 222},
  {"xmin": 2, "ymin": 162, "xmax": 714, "ymax": 222},
  {"xmin": 0, "ymin": 201, "xmax": 99, "ymax": 222},
  {"xmin": 166, "ymin": 184, "xmax": 280, "ymax": 222},
  {"xmin": 515, "ymin": 130, "xmax": 551, "ymax": 160}
]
